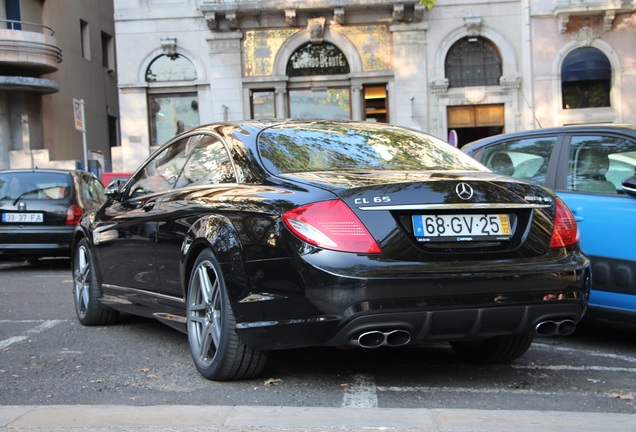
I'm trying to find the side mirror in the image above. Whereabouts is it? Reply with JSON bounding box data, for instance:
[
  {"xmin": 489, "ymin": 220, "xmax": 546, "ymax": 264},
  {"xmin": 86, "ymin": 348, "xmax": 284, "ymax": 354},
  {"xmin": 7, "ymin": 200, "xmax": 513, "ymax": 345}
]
[
  {"xmin": 621, "ymin": 175, "xmax": 636, "ymax": 198},
  {"xmin": 104, "ymin": 180, "xmax": 125, "ymax": 200}
]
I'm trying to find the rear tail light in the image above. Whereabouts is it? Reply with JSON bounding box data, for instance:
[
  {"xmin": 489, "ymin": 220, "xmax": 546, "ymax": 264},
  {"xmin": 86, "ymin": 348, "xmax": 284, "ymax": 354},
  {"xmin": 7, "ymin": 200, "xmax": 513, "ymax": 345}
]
[
  {"xmin": 66, "ymin": 204, "xmax": 83, "ymax": 226},
  {"xmin": 282, "ymin": 199, "xmax": 382, "ymax": 254},
  {"xmin": 549, "ymin": 197, "xmax": 580, "ymax": 248}
]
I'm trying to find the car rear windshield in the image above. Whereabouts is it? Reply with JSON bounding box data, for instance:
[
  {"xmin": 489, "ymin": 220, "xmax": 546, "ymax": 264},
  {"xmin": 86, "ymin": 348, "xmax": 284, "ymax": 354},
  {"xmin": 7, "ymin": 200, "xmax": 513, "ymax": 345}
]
[
  {"xmin": 0, "ymin": 172, "xmax": 71, "ymax": 201},
  {"xmin": 257, "ymin": 122, "xmax": 488, "ymax": 174}
]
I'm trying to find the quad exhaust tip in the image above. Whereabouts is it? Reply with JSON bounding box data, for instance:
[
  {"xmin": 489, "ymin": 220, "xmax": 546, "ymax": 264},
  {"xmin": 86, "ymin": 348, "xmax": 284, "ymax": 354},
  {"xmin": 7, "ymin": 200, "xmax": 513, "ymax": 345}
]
[
  {"xmin": 534, "ymin": 319, "xmax": 577, "ymax": 336},
  {"xmin": 356, "ymin": 330, "xmax": 412, "ymax": 348}
]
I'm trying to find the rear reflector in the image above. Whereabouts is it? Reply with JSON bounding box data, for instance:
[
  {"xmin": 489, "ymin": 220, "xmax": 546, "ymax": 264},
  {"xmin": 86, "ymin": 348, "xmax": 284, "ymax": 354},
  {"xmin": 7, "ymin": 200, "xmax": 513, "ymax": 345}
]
[
  {"xmin": 283, "ymin": 199, "xmax": 382, "ymax": 254},
  {"xmin": 549, "ymin": 197, "xmax": 580, "ymax": 248}
]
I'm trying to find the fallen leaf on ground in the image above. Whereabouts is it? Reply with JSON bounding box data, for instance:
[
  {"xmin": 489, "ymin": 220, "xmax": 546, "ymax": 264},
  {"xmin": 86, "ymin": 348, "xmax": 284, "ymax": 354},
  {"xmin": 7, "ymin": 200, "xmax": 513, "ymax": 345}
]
[
  {"xmin": 611, "ymin": 392, "xmax": 635, "ymax": 400},
  {"xmin": 263, "ymin": 378, "xmax": 282, "ymax": 386}
]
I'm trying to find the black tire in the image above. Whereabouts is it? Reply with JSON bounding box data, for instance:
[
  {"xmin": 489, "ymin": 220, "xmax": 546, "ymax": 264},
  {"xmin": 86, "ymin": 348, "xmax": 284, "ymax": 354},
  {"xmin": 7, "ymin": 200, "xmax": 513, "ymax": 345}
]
[
  {"xmin": 450, "ymin": 333, "xmax": 534, "ymax": 364},
  {"xmin": 72, "ymin": 238, "xmax": 119, "ymax": 326},
  {"xmin": 186, "ymin": 249, "xmax": 268, "ymax": 381}
]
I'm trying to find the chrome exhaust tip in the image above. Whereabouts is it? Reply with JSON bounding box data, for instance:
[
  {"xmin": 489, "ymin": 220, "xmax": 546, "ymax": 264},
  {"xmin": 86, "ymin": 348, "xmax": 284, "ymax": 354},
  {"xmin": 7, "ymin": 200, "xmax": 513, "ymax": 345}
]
[
  {"xmin": 557, "ymin": 320, "xmax": 576, "ymax": 335},
  {"xmin": 535, "ymin": 319, "xmax": 577, "ymax": 336},
  {"xmin": 385, "ymin": 330, "xmax": 411, "ymax": 347},
  {"xmin": 535, "ymin": 321, "xmax": 558, "ymax": 336},
  {"xmin": 355, "ymin": 329, "xmax": 412, "ymax": 348},
  {"xmin": 357, "ymin": 331, "xmax": 386, "ymax": 349}
]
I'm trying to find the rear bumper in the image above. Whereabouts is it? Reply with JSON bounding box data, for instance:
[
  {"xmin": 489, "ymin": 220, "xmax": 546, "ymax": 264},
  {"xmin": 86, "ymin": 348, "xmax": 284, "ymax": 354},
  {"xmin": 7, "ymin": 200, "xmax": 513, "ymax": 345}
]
[
  {"xmin": 232, "ymin": 248, "xmax": 591, "ymax": 351},
  {"xmin": 0, "ymin": 226, "xmax": 74, "ymax": 258}
]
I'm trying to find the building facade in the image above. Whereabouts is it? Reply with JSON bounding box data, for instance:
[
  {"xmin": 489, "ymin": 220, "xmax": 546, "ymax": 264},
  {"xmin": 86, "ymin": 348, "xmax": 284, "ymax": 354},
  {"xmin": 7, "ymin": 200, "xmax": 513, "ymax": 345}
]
[
  {"xmin": 0, "ymin": 0, "xmax": 119, "ymax": 174},
  {"xmin": 110, "ymin": 0, "xmax": 634, "ymax": 172}
]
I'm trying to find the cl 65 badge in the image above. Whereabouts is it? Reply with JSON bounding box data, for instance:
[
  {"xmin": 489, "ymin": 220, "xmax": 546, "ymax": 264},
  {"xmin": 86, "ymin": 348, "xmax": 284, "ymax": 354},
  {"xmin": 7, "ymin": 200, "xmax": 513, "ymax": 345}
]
[{"xmin": 354, "ymin": 196, "xmax": 391, "ymax": 204}]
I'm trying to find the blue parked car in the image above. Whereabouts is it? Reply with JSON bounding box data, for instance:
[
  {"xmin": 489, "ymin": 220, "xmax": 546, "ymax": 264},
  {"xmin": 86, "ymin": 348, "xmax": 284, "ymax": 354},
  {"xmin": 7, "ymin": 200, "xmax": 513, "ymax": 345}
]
[{"xmin": 462, "ymin": 124, "xmax": 636, "ymax": 325}]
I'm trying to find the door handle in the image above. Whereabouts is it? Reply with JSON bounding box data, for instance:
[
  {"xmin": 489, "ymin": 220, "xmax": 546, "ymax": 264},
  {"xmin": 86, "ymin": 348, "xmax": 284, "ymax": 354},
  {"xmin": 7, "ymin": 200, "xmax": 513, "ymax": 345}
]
[{"xmin": 143, "ymin": 201, "xmax": 155, "ymax": 212}]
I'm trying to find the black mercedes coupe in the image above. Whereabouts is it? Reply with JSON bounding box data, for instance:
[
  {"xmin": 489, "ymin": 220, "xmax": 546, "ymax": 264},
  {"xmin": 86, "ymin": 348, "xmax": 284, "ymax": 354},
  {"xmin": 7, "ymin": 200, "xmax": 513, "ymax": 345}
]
[{"xmin": 72, "ymin": 120, "xmax": 590, "ymax": 380}]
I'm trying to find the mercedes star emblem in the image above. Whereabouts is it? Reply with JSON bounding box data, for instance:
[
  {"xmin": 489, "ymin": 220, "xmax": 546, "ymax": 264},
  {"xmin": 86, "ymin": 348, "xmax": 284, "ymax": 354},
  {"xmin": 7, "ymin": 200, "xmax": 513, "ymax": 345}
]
[{"xmin": 455, "ymin": 183, "xmax": 474, "ymax": 200}]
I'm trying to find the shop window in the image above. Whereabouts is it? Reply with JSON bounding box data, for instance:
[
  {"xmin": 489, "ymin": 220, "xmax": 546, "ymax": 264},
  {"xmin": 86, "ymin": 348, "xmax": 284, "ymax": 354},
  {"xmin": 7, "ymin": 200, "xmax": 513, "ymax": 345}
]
[
  {"xmin": 445, "ymin": 37, "xmax": 501, "ymax": 87},
  {"xmin": 561, "ymin": 47, "xmax": 611, "ymax": 109},
  {"xmin": 148, "ymin": 94, "xmax": 199, "ymax": 146},
  {"xmin": 364, "ymin": 85, "xmax": 388, "ymax": 123},
  {"xmin": 289, "ymin": 88, "xmax": 350, "ymax": 120},
  {"xmin": 251, "ymin": 90, "xmax": 276, "ymax": 119},
  {"xmin": 145, "ymin": 52, "xmax": 198, "ymax": 145}
]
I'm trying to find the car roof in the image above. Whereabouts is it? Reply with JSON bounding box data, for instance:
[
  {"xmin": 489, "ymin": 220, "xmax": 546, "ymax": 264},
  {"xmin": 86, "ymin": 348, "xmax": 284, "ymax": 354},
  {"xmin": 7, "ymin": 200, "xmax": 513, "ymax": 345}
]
[{"xmin": 463, "ymin": 124, "xmax": 636, "ymax": 150}]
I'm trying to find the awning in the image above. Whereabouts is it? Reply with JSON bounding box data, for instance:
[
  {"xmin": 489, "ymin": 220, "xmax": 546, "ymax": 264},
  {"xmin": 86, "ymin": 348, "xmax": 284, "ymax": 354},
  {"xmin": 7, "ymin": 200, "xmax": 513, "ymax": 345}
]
[{"xmin": 561, "ymin": 47, "xmax": 611, "ymax": 82}]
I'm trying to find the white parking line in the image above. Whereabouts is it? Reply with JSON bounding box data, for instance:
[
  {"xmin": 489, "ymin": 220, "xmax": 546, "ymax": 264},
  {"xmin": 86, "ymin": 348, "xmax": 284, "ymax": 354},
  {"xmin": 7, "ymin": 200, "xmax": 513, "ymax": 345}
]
[
  {"xmin": 533, "ymin": 342, "xmax": 636, "ymax": 364},
  {"xmin": 0, "ymin": 319, "xmax": 64, "ymax": 350},
  {"xmin": 512, "ymin": 364, "xmax": 636, "ymax": 373},
  {"xmin": 339, "ymin": 343, "xmax": 636, "ymax": 408}
]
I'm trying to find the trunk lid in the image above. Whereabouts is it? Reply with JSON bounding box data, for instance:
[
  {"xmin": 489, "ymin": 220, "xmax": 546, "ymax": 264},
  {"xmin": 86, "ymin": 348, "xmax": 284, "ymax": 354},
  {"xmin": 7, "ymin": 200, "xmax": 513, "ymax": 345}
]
[{"xmin": 279, "ymin": 170, "xmax": 556, "ymax": 261}]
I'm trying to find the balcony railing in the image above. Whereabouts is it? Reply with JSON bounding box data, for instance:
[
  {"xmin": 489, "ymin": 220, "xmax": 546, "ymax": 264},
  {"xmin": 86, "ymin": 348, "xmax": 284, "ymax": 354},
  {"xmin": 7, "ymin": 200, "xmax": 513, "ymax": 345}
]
[{"xmin": 1, "ymin": 19, "xmax": 55, "ymax": 36}]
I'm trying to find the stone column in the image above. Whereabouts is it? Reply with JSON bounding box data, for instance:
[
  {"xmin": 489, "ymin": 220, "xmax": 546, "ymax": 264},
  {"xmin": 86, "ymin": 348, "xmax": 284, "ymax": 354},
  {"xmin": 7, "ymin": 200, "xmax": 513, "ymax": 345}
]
[{"xmin": 351, "ymin": 85, "xmax": 363, "ymax": 121}]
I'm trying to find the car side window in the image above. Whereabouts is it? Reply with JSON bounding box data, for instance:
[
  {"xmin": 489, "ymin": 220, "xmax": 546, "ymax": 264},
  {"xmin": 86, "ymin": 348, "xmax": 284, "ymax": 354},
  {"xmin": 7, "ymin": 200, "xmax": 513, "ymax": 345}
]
[
  {"xmin": 127, "ymin": 138, "xmax": 191, "ymax": 197},
  {"xmin": 82, "ymin": 175, "xmax": 106, "ymax": 205},
  {"xmin": 568, "ymin": 135, "xmax": 636, "ymax": 195},
  {"xmin": 480, "ymin": 136, "xmax": 557, "ymax": 185},
  {"xmin": 176, "ymin": 135, "xmax": 235, "ymax": 187}
]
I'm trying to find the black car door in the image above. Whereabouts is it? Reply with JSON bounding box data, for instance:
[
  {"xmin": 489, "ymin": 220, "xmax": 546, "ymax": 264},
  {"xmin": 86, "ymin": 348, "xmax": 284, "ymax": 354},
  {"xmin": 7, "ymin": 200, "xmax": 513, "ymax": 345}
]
[
  {"xmin": 94, "ymin": 137, "xmax": 192, "ymax": 293},
  {"xmin": 154, "ymin": 133, "xmax": 238, "ymax": 298}
]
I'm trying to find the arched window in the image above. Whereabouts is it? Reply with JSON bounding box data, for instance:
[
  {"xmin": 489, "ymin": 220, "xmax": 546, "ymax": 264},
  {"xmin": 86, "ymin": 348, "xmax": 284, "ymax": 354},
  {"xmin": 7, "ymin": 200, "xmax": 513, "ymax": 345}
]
[
  {"xmin": 145, "ymin": 53, "xmax": 199, "ymax": 146},
  {"xmin": 561, "ymin": 47, "xmax": 611, "ymax": 109},
  {"xmin": 145, "ymin": 54, "xmax": 196, "ymax": 82},
  {"xmin": 285, "ymin": 42, "xmax": 352, "ymax": 120},
  {"xmin": 445, "ymin": 37, "xmax": 502, "ymax": 87}
]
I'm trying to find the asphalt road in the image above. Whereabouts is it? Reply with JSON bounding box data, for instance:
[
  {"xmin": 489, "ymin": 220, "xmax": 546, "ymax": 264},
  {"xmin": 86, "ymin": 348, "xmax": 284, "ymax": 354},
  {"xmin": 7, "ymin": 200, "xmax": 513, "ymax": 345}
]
[{"xmin": 1, "ymin": 258, "xmax": 636, "ymax": 430}]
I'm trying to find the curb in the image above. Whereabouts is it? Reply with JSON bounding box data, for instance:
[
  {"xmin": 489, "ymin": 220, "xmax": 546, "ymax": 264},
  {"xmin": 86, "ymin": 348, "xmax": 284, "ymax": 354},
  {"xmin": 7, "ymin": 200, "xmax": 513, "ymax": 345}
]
[{"xmin": 2, "ymin": 405, "xmax": 636, "ymax": 431}]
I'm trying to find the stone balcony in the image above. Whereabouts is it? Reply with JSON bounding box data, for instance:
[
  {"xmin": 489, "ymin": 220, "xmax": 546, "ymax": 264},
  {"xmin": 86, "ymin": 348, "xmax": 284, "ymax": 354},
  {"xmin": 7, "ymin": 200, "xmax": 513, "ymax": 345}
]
[{"xmin": 0, "ymin": 19, "xmax": 62, "ymax": 93}]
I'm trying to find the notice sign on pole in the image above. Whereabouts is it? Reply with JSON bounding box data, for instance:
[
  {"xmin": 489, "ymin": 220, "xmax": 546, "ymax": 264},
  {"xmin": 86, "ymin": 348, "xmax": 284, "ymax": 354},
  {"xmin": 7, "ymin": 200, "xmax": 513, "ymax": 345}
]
[
  {"xmin": 73, "ymin": 98, "xmax": 85, "ymax": 132},
  {"xmin": 73, "ymin": 98, "xmax": 89, "ymax": 170}
]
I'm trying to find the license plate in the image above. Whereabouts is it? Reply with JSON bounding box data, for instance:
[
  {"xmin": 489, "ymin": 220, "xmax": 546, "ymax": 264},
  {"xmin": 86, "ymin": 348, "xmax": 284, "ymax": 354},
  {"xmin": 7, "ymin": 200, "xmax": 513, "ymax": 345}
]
[
  {"xmin": 412, "ymin": 213, "xmax": 511, "ymax": 242},
  {"xmin": 2, "ymin": 212, "xmax": 44, "ymax": 223}
]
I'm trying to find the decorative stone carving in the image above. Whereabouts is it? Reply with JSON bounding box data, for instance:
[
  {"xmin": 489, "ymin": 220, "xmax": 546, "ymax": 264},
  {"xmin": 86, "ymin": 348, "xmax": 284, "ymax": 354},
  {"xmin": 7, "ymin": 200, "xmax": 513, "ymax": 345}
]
[
  {"xmin": 160, "ymin": 37, "xmax": 177, "ymax": 59},
  {"xmin": 414, "ymin": 5, "xmax": 426, "ymax": 22},
  {"xmin": 464, "ymin": 16, "xmax": 482, "ymax": 36},
  {"xmin": 204, "ymin": 11, "xmax": 217, "ymax": 30},
  {"xmin": 226, "ymin": 12, "xmax": 238, "ymax": 29},
  {"xmin": 559, "ymin": 14, "xmax": 569, "ymax": 33},
  {"xmin": 334, "ymin": 8, "xmax": 345, "ymax": 25},
  {"xmin": 500, "ymin": 73, "xmax": 522, "ymax": 90},
  {"xmin": 465, "ymin": 87, "xmax": 486, "ymax": 105},
  {"xmin": 603, "ymin": 10, "xmax": 615, "ymax": 31},
  {"xmin": 430, "ymin": 78, "xmax": 449, "ymax": 94},
  {"xmin": 285, "ymin": 9, "xmax": 297, "ymax": 26},
  {"xmin": 307, "ymin": 17, "xmax": 326, "ymax": 44},
  {"xmin": 392, "ymin": 4, "xmax": 404, "ymax": 22},
  {"xmin": 573, "ymin": 26, "xmax": 598, "ymax": 47}
]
